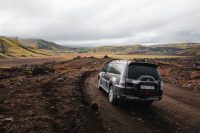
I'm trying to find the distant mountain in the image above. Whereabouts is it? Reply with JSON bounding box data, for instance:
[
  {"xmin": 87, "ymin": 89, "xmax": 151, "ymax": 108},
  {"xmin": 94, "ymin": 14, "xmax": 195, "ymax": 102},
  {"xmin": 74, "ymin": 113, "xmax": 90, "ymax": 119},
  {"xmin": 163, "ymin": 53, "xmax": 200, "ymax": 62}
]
[
  {"xmin": 1, "ymin": 35, "xmax": 199, "ymax": 58},
  {"xmin": 0, "ymin": 36, "xmax": 70, "ymax": 58},
  {"xmin": 90, "ymin": 43, "xmax": 200, "ymax": 56},
  {"xmin": 19, "ymin": 39, "xmax": 69, "ymax": 52}
]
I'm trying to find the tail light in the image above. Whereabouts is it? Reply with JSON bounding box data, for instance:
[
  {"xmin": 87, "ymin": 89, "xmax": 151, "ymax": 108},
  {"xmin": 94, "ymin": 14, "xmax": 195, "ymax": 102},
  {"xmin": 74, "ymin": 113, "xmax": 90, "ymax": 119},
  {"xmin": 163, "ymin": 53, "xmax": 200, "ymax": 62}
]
[{"xmin": 160, "ymin": 81, "xmax": 164, "ymax": 90}]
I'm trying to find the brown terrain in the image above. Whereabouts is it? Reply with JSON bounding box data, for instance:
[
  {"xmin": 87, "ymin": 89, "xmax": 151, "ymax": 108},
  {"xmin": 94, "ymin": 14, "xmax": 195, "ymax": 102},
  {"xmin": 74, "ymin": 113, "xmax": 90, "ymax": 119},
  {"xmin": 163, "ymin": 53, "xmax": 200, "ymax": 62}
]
[
  {"xmin": 0, "ymin": 56, "xmax": 199, "ymax": 133},
  {"xmin": 0, "ymin": 55, "xmax": 69, "ymax": 67}
]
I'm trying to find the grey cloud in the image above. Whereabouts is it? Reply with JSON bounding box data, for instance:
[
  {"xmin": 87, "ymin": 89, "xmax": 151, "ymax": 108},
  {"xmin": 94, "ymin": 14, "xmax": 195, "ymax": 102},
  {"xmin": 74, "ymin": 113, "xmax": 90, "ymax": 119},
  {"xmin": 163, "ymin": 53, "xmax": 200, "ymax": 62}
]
[{"xmin": 0, "ymin": 0, "xmax": 200, "ymax": 46}]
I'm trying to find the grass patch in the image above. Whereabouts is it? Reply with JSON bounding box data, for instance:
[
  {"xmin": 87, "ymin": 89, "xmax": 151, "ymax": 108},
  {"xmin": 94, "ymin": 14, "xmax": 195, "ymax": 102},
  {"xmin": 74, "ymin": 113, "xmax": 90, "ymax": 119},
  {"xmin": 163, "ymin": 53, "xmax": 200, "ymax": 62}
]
[
  {"xmin": 107, "ymin": 54, "xmax": 188, "ymax": 59},
  {"xmin": 59, "ymin": 53, "xmax": 188, "ymax": 60}
]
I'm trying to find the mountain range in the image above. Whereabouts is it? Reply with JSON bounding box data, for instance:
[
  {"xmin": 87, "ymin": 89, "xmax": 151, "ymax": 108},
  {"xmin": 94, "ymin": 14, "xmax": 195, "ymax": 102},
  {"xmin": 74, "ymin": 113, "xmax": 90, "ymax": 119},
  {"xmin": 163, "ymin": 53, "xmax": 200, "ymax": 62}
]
[
  {"xmin": 0, "ymin": 36, "xmax": 199, "ymax": 58},
  {"xmin": 0, "ymin": 36, "xmax": 70, "ymax": 58},
  {"xmin": 90, "ymin": 43, "xmax": 200, "ymax": 56}
]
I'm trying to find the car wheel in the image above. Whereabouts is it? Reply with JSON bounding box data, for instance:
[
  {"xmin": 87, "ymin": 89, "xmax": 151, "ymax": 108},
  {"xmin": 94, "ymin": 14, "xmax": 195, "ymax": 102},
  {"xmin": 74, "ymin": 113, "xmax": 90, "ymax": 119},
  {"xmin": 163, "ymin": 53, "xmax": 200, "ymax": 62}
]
[
  {"xmin": 143, "ymin": 101, "xmax": 153, "ymax": 106},
  {"xmin": 108, "ymin": 86, "xmax": 116, "ymax": 104}
]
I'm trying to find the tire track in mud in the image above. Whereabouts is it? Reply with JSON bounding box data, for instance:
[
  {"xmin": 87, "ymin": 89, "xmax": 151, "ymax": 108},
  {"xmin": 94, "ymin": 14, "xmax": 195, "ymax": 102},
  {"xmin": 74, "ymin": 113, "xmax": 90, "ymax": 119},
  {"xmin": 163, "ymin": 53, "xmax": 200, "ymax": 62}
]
[
  {"xmin": 163, "ymin": 83, "xmax": 200, "ymax": 108},
  {"xmin": 37, "ymin": 58, "xmax": 110, "ymax": 133},
  {"xmin": 38, "ymin": 62, "xmax": 104, "ymax": 132},
  {"xmin": 0, "ymin": 57, "xmax": 111, "ymax": 132},
  {"xmin": 84, "ymin": 72, "xmax": 200, "ymax": 133},
  {"xmin": 79, "ymin": 71, "xmax": 107, "ymax": 133}
]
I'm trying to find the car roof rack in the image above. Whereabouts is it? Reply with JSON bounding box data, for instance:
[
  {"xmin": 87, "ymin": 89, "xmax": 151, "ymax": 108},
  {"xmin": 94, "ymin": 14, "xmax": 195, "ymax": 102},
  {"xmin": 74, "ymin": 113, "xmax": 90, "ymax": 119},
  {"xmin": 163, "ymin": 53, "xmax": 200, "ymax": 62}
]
[{"xmin": 110, "ymin": 59, "xmax": 157, "ymax": 67}]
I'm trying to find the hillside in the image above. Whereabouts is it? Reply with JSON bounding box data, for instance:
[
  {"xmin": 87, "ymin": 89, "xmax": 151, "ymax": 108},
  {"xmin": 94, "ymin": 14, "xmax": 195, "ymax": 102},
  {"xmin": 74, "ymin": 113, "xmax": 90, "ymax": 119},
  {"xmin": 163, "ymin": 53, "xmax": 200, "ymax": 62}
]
[
  {"xmin": 1, "ymin": 36, "xmax": 199, "ymax": 58},
  {"xmin": 0, "ymin": 36, "xmax": 69, "ymax": 58},
  {"xmin": 19, "ymin": 39, "xmax": 69, "ymax": 52},
  {"xmin": 90, "ymin": 43, "xmax": 200, "ymax": 56}
]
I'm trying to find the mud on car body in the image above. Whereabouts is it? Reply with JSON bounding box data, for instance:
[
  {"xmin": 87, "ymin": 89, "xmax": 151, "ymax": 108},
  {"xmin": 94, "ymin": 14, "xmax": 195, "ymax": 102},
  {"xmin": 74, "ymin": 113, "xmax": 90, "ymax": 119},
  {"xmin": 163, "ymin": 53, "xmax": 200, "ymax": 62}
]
[{"xmin": 97, "ymin": 60, "xmax": 163, "ymax": 104}]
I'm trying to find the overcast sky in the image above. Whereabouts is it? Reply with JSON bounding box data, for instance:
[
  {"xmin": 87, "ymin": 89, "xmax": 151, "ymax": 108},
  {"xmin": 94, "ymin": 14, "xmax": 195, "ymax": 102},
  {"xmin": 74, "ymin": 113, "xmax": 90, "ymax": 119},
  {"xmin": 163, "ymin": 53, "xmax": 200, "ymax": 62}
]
[{"xmin": 0, "ymin": 0, "xmax": 200, "ymax": 47}]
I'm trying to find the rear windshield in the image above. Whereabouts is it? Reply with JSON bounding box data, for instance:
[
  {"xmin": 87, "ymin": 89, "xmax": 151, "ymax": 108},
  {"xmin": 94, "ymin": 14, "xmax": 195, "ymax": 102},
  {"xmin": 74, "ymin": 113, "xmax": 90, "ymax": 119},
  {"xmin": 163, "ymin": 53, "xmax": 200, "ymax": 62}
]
[{"xmin": 128, "ymin": 65, "xmax": 160, "ymax": 80}]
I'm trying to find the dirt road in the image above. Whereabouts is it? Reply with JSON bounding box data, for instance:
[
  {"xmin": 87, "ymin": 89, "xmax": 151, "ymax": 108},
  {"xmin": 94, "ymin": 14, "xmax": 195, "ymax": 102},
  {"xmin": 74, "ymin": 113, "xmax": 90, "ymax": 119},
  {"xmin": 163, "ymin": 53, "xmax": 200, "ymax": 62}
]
[
  {"xmin": 0, "ymin": 57, "xmax": 199, "ymax": 133},
  {"xmin": 84, "ymin": 72, "xmax": 200, "ymax": 133}
]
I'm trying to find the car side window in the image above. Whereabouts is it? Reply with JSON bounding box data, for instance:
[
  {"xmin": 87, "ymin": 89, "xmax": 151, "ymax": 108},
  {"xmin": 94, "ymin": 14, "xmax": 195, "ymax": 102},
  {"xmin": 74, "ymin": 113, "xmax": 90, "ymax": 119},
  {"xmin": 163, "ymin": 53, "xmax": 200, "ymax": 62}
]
[
  {"xmin": 101, "ymin": 64, "xmax": 108, "ymax": 72},
  {"xmin": 107, "ymin": 63, "xmax": 124, "ymax": 74},
  {"xmin": 106, "ymin": 63, "xmax": 112, "ymax": 72},
  {"xmin": 109, "ymin": 63, "xmax": 116, "ymax": 73},
  {"xmin": 115, "ymin": 63, "xmax": 124, "ymax": 74}
]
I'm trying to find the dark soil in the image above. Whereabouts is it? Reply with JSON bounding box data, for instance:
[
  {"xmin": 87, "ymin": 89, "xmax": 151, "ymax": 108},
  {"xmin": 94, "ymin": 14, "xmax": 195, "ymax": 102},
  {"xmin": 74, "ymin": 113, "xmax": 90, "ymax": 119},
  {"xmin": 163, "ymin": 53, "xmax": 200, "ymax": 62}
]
[{"xmin": 0, "ymin": 57, "xmax": 199, "ymax": 133}]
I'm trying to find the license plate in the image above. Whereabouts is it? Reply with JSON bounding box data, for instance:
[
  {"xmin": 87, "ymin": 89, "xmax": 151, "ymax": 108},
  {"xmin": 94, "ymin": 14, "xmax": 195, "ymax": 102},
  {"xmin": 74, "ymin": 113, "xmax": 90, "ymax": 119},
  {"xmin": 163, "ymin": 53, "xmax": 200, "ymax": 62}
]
[{"xmin": 141, "ymin": 85, "xmax": 155, "ymax": 90}]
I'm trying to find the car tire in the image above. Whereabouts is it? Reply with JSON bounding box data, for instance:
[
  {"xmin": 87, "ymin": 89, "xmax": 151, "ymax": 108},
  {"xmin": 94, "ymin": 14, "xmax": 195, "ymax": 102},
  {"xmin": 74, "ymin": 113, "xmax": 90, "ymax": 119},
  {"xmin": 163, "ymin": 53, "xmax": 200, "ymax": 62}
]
[
  {"xmin": 143, "ymin": 101, "xmax": 153, "ymax": 106},
  {"xmin": 108, "ymin": 86, "xmax": 117, "ymax": 104}
]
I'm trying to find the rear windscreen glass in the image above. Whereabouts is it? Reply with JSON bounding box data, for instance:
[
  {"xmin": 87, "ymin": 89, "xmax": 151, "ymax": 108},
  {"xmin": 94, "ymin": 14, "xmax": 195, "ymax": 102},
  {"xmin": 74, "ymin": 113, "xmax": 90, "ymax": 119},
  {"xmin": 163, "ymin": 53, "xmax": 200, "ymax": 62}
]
[{"xmin": 128, "ymin": 65, "xmax": 159, "ymax": 80}]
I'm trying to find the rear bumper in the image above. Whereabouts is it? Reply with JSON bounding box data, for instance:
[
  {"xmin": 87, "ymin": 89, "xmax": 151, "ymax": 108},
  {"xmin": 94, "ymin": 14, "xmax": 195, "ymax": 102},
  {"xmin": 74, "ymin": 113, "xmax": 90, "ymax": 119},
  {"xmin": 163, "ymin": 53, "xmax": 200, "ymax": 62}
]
[
  {"xmin": 118, "ymin": 94, "xmax": 162, "ymax": 101},
  {"xmin": 115, "ymin": 85, "xmax": 163, "ymax": 101}
]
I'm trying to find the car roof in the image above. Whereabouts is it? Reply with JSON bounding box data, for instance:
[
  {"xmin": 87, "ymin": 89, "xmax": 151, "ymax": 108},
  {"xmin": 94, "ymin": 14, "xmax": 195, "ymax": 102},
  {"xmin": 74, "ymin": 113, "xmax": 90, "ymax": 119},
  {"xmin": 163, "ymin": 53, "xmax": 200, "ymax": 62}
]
[
  {"xmin": 110, "ymin": 60, "xmax": 129, "ymax": 64},
  {"xmin": 110, "ymin": 60, "xmax": 157, "ymax": 67}
]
